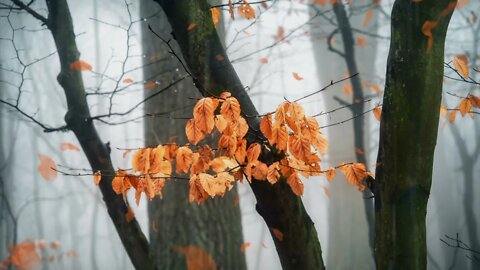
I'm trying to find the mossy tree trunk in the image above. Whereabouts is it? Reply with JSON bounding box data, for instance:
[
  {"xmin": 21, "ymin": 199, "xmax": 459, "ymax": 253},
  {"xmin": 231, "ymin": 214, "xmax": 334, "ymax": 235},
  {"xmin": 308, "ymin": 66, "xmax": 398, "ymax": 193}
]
[
  {"xmin": 140, "ymin": 1, "xmax": 246, "ymax": 269},
  {"xmin": 374, "ymin": 0, "xmax": 455, "ymax": 269},
  {"xmin": 152, "ymin": 0, "xmax": 325, "ymax": 269}
]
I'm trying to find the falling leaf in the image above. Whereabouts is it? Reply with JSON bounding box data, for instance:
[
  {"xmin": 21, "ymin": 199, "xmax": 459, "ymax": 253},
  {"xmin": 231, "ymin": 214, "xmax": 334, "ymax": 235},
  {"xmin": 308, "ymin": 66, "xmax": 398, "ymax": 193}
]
[
  {"xmin": 69, "ymin": 60, "xmax": 92, "ymax": 71},
  {"xmin": 373, "ymin": 105, "xmax": 382, "ymax": 121},
  {"xmin": 215, "ymin": 54, "xmax": 224, "ymax": 62},
  {"xmin": 356, "ymin": 36, "xmax": 367, "ymax": 47},
  {"xmin": 174, "ymin": 245, "xmax": 217, "ymax": 270},
  {"xmin": 238, "ymin": 1, "xmax": 256, "ymax": 20},
  {"xmin": 60, "ymin": 142, "xmax": 81, "ymax": 152},
  {"xmin": 8, "ymin": 240, "xmax": 41, "ymax": 270},
  {"xmin": 125, "ymin": 206, "xmax": 134, "ymax": 223},
  {"xmin": 363, "ymin": 8, "xmax": 373, "ymax": 27},
  {"xmin": 240, "ymin": 242, "xmax": 251, "ymax": 252},
  {"xmin": 93, "ymin": 171, "xmax": 101, "ymax": 186},
  {"xmin": 211, "ymin": 8, "xmax": 221, "ymax": 27},
  {"xmin": 187, "ymin": 23, "xmax": 197, "ymax": 31},
  {"xmin": 449, "ymin": 110, "xmax": 457, "ymax": 123},
  {"xmin": 122, "ymin": 78, "xmax": 134, "ymax": 84},
  {"xmin": 422, "ymin": 20, "xmax": 437, "ymax": 53},
  {"xmin": 273, "ymin": 26, "xmax": 285, "ymax": 41},
  {"xmin": 38, "ymin": 154, "xmax": 57, "ymax": 181},
  {"xmin": 272, "ymin": 228, "xmax": 284, "ymax": 241},
  {"xmin": 259, "ymin": 57, "xmax": 269, "ymax": 64},
  {"xmin": 453, "ymin": 55, "xmax": 469, "ymax": 78},
  {"xmin": 323, "ymin": 186, "xmax": 332, "ymax": 198},
  {"xmin": 292, "ymin": 72, "xmax": 304, "ymax": 80},
  {"xmin": 342, "ymin": 84, "xmax": 353, "ymax": 95},
  {"xmin": 50, "ymin": 240, "xmax": 61, "ymax": 250},
  {"xmin": 314, "ymin": 0, "xmax": 326, "ymax": 7},
  {"xmin": 144, "ymin": 81, "xmax": 156, "ymax": 89}
]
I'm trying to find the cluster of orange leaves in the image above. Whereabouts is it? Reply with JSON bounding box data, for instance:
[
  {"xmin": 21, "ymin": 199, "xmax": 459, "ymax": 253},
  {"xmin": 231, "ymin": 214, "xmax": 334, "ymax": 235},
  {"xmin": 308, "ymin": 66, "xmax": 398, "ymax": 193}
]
[
  {"xmin": 442, "ymin": 94, "xmax": 480, "ymax": 123},
  {"xmin": 111, "ymin": 92, "xmax": 372, "ymax": 206},
  {"xmin": 0, "ymin": 240, "xmax": 77, "ymax": 270}
]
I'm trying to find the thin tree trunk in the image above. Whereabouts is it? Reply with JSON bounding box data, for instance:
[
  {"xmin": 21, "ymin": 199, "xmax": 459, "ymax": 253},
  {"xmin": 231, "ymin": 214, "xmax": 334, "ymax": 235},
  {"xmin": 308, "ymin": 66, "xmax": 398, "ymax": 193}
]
[
  {"xmin": 140, "ymin": 1, "xmax": 247, "ymax": 269},
  {"xmin": 11, "ymin": 0, "xmax": 157, "ymax": 268},
  {"xmin": 152, "ymin": 0, "xmax": 325, "ymax": 269},
  {"xmin": 374, "ymin": 1, "xmax": 455, "ymax": 269}
]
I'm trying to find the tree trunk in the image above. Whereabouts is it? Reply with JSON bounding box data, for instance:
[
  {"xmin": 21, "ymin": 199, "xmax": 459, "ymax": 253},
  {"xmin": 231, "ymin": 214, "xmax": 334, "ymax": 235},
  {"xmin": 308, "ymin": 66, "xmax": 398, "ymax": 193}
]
[
  {"xmin": 152, "ymin": 0, "xmax": 325, "ymax": 269},
  {"xmin": 374, "ymin": 1, "xmax": 455, "ymax": 269},
  {"xmin": 309, "ymin": 1, "xmax": 378, "ymax": 268},
  {"xmin": 12, "ymin": 0, "xmax": 157, "ymax": 268},
  {"xmin": 140, "ymin": 1, "xmax": 247, "ymax": 269}
]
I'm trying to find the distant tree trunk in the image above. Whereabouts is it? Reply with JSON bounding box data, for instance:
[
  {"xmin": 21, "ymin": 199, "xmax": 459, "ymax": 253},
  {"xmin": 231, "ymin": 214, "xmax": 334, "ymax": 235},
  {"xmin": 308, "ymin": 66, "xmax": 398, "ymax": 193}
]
[
  {"xmin": 140, "ymin": 1, "xmax": 247, "ymax": 269},
  {"xmin": 152, "ymin": 0, "xmax": 325, "ymax": 269},
  {"xmin": 374, "ymin": 0, "xmax": 455, "ymax": 269},
  {"xmin": 309, "ymin": 1, "xmax": 378, "ymax": 268}
]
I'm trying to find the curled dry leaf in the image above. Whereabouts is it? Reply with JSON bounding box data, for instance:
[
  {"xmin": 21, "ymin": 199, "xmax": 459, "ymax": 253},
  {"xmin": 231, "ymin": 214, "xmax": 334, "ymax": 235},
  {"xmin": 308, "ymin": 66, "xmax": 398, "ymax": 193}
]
[
  {"xmin": 373, "ymin": 105, "xmax": 382, "ymax": 121},
  {"xmin": 238, "ymin": 1, "xmax": 256, "ymax": 20},
  {"xmin": 292, "ymin": 72, "xmax": 304, "ymax": 80},
  {"xmin": 211, "ymin": 7, "xmax": 221, "ymax": 27},
  {"xmin": 240, "ymin": 242, "xmax": 251, "ymax": 252}
]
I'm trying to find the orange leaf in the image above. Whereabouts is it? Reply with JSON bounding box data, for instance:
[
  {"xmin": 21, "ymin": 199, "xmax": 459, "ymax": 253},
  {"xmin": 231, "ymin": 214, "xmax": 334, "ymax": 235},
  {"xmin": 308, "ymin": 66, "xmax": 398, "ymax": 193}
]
[
  {"xmin": 470, "ymin": 95, "xmax": 480, "ymax": 108},
  {"xmin": 176, "ymin": 146, "xmax": 194, "ymax": 174},
  {"xmin": 189, "ymin": 174, "xmax": 209, "ymax": 204},
  {"xmin": 174, "ymin": 245, "xmax": 217, "ymax": 270},
  {"xmin": 187, "ymin": 23, "xmax": 197, "ymax": 31},
  {"xmin": 38, "ymin": 154, "xmax": 57, "ymax": 181},
  {"xmin": 193, "ymin": 97, "xmax": 217, "ymax": 134},
  {"xmin": 8, "ymin": 240, "xmax": 41, "ymax": 270},
  {"xmin": 422, "ymin": 20, "xmax": 437, "ymax": 53},
  {"xmin": 240, "ymin": 242, "xmax": 251, "ymax": 252},
  {"xmin": 220, "ymin": 96, "xmax": 241, "ymax": 122},
  {"xmin": 458, "ymin": 97, "xmax": 472, "ymax": 116},
  {"xmin": 69, "ymin": 60, "xmax": 92, "ymax": 71},
  {"xmin": 267, "ymin": 162, "xmax": 281, "ymax": 184},
  {"xmin": 287, "ymin": 172, "xmax": 304, "ymax": 196},
  {"xmin": 363, "ymin": 8, "xmax": 373, "ymax": 27},
  {"xmin": 342, "ymin": 84, "xmax": 353, "ymax": 95},
  {"xmin": 93, "ymin": 171, "xmax": 102, "ymax": 186},
  {"xmin": 272, "ymin": 228, "xmax": 284, "ymax": 241},
  {"xmin": 246, "ymin": 143, "xmax": 261, "ymax": 163},
  {"xmin": 144, "ymin": 81, "xmax": 156, "ymax": 89},
  {"xmin": 60, "ymin": 142, "xmax": 81, "ymax": 152},
  {"xmin": 440, "ymin": 104, "xmax": 448, "ymax": 117},
  {"xmin": 259, "ymin": 57, "xmax": 269, "ymax": 64},
  {"xmin": 373, "ymin": 105, "xmax": 382, "ymax": 121},
  {"xmin": 238, "ymin": 2, "xmax": 256, "ymax": 19},
  {"xmin": 125, "ymin": 206, "xmax": 135, "ymax": 223},
  {"xmin": 323, "ymin": 186, "xmax": 332, "ymax": 198},
  {"xmin": 449, "ymin": 110, "xmax": 457, "ymax": 123},
  {"xmin": 326, "ymin": 167, "xmax": 336, "ymax": 181},
  {"xmin": 338, "ymin": 163, "xmax": 367, "ymax": 190},
  {"xmin": 199, "ymin": 173, "xmax": 234, "ymax": 197},
  {"xmin": 234, "ymin": 139, "xmax": 247, "ymax": 164},
  {"xmin": 453, "ymin": 54, "xmax": 469, "ymax": 78},
  {"xmin": 292, "ymin": 72, "xmax": 304, "ymax": 80},
  {"xmin": 314, "ymin": 0, "xmax": 326, "ymax": 7},
  {"xmin": 112, "ymin": 170, "xmax": 132, "ymax": 195},
  {"xmin": 122, "ymin": 78, "xmax": 134, "ymax": 84},
  {"xmin": 260, "ymin": 114, "xmax": 273, "ymax": 141},
  {"xmin": 186, "ymin": 119, "xmax": 206, "ymax": 145},
  {"xmin": 211, "ymin": 8, "xmax": 221, "ymax": 27},
  {"xmin": 215, "ymin": 54, "xmax": 224, "ymax": 62},
  {"xmin": 271, "ymin": 125, "xmax": 288, "ymax": 151},
  {"xmin": 356, "ymin": 36, "xmax": 367, "ymax": 47}
]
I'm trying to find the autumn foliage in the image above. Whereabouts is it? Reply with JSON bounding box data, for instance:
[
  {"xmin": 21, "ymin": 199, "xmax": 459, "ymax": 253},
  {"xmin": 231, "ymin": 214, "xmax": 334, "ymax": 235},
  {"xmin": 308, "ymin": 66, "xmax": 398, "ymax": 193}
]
[{"xmin": 109, "ymin": 92, "xmax": 373, "ymax": 205}]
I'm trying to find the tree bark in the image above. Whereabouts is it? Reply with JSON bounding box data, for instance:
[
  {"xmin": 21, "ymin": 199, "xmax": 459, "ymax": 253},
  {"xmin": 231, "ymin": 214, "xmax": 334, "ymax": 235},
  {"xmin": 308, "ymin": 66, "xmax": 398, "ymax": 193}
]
[
  {"xmin": 152, "ymin": 0, "xmax": 325, "ymax": 269},
  {"xmin": 140, "ymin": 1, "xmax": 246, "ymax": 269},
  {"xmin": 12, "ymin": 0, "xmax": 157, "ymax": 268},
  {"xmin": 374, "ymin": 0, "xmax": 455, "ymax": 269}
]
